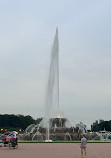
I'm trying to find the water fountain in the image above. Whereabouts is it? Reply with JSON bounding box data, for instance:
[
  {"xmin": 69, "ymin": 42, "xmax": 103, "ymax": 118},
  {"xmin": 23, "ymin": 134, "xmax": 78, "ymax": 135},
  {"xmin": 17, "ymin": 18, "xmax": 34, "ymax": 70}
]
[
  {"xmin": 92, "ymin": 129, "xmax": 111, "ymax": 141},
  {"xmin": 22, "ymin": 28, "xmax": 87, "ymax": 141}
]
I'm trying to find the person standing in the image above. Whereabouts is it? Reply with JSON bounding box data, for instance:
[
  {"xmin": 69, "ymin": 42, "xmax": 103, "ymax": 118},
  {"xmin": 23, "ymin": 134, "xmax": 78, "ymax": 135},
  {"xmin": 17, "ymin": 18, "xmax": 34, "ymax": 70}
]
[{"xmin": 80, "ymin": 134, "xmax": 87, "ymax": 157}]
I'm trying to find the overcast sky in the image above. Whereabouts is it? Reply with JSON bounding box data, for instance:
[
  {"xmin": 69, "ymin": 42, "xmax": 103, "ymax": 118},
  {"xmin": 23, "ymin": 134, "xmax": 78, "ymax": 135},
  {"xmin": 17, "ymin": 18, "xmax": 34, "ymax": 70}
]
[{"xmin": 0, "ymin": 0, "xmax": 111, "ymax": 129}]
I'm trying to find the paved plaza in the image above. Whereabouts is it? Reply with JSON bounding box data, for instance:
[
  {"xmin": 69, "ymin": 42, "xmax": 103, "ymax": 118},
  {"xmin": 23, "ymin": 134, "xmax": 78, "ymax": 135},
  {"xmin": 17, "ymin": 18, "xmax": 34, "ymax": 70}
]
[{"xmin": 0, "ymin": 143, "xmax": 111, "ymax": 158}]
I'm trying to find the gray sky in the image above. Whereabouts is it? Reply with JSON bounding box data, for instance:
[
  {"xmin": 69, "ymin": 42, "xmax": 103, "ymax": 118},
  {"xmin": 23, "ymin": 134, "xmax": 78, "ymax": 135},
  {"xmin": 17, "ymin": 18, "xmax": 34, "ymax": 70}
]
[{"xmin": 0, "ymin": 0, "xmax": 111, "ymax": 129}]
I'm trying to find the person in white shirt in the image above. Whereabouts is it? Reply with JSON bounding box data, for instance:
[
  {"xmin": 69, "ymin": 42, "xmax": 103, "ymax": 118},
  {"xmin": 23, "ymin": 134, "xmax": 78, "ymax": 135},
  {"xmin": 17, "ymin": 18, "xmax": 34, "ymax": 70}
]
[
  {"xmin": 12, "ymin": 133, "xmax": 18, "ymax": 146},
  {"xmin": 80, "ymin": 134, "xmax": 87, "ymax": 157}
]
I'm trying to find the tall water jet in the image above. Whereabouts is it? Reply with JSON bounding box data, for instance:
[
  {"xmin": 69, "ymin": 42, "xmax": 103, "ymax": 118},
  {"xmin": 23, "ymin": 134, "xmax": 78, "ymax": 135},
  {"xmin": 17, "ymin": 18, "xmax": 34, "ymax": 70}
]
[
  {"xmin": 45, "ymin": 28, "xmax": 59, "ymax": 119},
  {"xmin": 45, "ymin": 28, "xmax": 59, "ymax": 141}
]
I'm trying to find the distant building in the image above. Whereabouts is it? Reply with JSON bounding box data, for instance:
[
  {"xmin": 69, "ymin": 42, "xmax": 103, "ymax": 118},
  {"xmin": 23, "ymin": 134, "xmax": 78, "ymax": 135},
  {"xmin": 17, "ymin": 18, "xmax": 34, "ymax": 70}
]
[
  {"xmin": 93, "ymin": 120, "xmax": 98, "ymax": 126},
  {"xmin": 92, "ymin": 120, "xmax": 98, "ymax": 128},
  {"xmin": 91, "ymin": 120, "xmax": 98, "ymax": 130},
  {"xmin": 99, "ymin": 119, "xmax": 104, "ymax": 124},
  {"xmin": 91, "ymin": 119, "xmax": 104, "ymax": 130}
]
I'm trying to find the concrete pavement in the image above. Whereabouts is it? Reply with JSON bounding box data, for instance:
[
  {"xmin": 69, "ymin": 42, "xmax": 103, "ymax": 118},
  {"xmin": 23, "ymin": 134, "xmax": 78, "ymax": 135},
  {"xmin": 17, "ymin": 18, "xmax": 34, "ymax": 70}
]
[{"xmin": 0, "ymin": 143, "xmax": 110, "ymax": 158}]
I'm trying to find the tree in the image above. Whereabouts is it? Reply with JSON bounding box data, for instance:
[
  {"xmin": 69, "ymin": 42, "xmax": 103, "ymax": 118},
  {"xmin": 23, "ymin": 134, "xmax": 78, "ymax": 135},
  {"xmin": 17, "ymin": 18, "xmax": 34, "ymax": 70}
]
[
  {"xmin": 92, "ymin": 120, "xmax": 111, "ymax": 132},
  {"xmin": 0, "ymin": 114, "xmax": 36, "ymax": 131}
]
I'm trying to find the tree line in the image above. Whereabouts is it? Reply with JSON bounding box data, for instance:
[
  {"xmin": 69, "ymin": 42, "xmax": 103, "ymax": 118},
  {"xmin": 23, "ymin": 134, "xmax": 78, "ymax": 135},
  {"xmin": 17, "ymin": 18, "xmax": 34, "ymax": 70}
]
[
  {"xmin": 92, "ymin": 120, "xmax": 111, "ymax": 132},
  {"xmin": 0, "ymin": 114, "xmax": 42, "ymax": 132}
]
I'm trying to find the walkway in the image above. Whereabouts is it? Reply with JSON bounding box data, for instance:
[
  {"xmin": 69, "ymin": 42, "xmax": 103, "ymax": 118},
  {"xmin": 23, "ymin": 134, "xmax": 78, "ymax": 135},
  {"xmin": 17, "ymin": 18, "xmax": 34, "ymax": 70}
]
[{"xmin": 0, "ymin": 143, "xmax": 111, "ymax": 158}]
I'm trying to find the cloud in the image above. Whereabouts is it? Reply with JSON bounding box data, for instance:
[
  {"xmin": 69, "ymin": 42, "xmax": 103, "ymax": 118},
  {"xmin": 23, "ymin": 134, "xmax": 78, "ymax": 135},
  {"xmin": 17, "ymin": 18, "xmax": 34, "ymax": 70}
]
[{"xmin": 0, "ymin": 0, "xmax": 111, "ymax": 128}]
